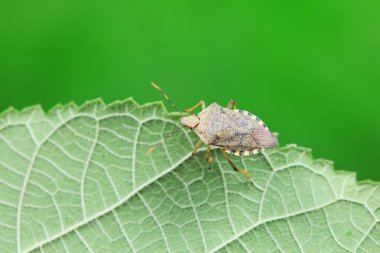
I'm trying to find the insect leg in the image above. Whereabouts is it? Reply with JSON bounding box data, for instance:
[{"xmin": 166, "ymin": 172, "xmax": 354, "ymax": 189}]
[
  {"xmin": 145, "ymin": 125, "xmax": 184, "ymax": 155},
  {"xmin": 221, "ymin": 150, "xmax": 253, "ymax": 186},
  {"xmin": 192, "ymin": 138, "xmax": 203, "ymax": 156},
  {"xmin": 146, "ymin": 139, "xmax": 164, "ymax": 155},
  {"xmin": 184, "ymin": 101, "xmax": 206, "ymax": 113},
  {"xmin": 226, "ymin": 99, "xmax": 237, "ymax": 110},
  {"xmin": 206, "ymin": 145, "xmax": 213, "ymax": 170}
]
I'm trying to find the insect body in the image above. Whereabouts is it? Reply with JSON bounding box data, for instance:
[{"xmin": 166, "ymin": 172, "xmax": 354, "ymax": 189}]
[
  {"xmin": 149, "ymin": 82, "xmax": 278, "ymax": 185},
  {"xmin": 185, "ymin": 102, "xmax": 277, "ymax": 155}
]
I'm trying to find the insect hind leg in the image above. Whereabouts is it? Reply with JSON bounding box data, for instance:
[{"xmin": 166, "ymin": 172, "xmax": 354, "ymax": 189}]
[
  {"xmin": 227, "ymin": 99, "xmax": 237, "ymax": 110},
  {"xmin": 221, "ymin": 150, "xmax": 253, "ymax": 186}
]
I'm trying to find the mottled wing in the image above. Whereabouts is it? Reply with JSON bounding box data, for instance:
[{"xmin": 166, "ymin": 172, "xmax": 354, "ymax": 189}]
[{"xmin": 210, "ymin": 109, "xmax": 277, "ymax": 156}]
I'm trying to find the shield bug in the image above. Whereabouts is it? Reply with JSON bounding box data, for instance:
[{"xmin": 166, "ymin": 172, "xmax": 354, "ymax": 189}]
[{"xmin": 147, "ymin": 82, "xmax": 278, "ymax": 185}]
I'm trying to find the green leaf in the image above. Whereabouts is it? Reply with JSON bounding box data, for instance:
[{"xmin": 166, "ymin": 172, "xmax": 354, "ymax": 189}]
[{"xmin": 0, "ymin": 98, "xmax": 379, "ymax": 253}]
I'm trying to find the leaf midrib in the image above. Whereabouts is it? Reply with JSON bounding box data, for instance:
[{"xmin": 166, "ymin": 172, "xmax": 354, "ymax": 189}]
[{"xmin": 22, "ymin": 147, "xmax": 200, "ymax": 253}]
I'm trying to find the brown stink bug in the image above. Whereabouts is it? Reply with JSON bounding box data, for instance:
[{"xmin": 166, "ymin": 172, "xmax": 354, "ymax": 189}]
[{"xmin": 147, "ymin": 82, "xmax": 278, "ymax": 185}]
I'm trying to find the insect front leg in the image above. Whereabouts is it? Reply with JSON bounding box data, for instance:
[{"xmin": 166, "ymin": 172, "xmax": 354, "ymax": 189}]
[
  {"xmin": 192, "ymin": 138, "xmax": 203, "ymax": 156},
  {"xmin": 221, "ymin": 150, "xmax": 254, "ymax": 186},
  {"xmin": 185, "ymin": 101, "xmax": 206, "ymax": 113},
  {"xmin": 145, "ymin": 139, "xmax": 164, "ymax": 155},
  {"xmin": 226, "ymin": 99, "xmax": 237, "ymax": 110},
  {"xmin": 206, "ymin": 145, "xmax": 213, "ymax": 170}
]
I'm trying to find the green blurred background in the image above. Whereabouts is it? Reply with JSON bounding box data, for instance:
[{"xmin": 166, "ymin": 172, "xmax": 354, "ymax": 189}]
[{"xmin": 1, "ymin": 1, "xmax": 379, "ymax": 180}]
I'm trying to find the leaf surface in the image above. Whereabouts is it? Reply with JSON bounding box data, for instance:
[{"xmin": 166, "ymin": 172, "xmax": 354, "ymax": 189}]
[{"xmin": 0, "ymin": 99, "xmax": 379, "ymax": 253}]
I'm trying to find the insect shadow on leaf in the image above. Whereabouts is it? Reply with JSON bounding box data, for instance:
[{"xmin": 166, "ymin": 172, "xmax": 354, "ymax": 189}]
[{"xmin": 146, "ymin": 82, "xmax": 278, "ymax": 186}]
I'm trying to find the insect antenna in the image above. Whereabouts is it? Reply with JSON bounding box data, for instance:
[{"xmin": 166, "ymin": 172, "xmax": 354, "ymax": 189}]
[{"xmin": 150, "ymin": 82, "xmax": 184, "ymax": 116}]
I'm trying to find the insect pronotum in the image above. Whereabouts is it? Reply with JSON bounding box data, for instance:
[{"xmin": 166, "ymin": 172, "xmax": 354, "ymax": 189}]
[{"xmin": 147, "ymin": 82, "xmax": 278, "ymax": 185}]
